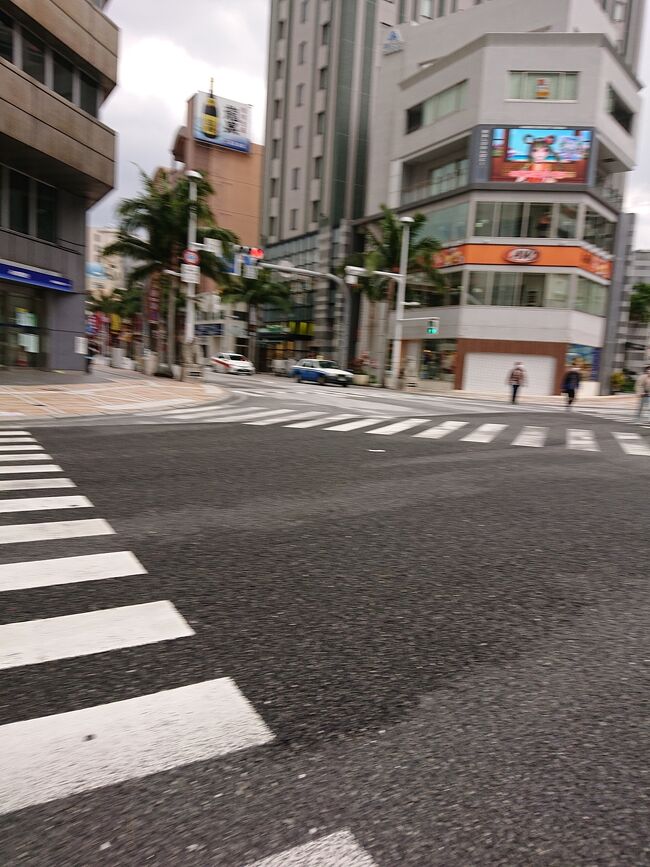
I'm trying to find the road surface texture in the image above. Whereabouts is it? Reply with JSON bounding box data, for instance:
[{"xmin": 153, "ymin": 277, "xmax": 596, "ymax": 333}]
[{"xmin": 0, "ymin": 384, "xmax": 648, "ymax": 866}]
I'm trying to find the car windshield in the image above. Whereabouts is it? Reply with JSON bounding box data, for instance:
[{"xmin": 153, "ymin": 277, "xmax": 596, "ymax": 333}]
[
  {"xmin": 229, "ymin": 354, "xmax": 246, "ymax": 361},
  {"xmin": 319, "ymin": 360, "xmax": 339, "ymax": 369}
]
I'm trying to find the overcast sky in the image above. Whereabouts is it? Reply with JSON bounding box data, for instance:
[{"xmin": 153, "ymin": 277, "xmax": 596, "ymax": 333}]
[{"xmin": 91, "ymin": 0, "xmax": 650, "ymax": 247}]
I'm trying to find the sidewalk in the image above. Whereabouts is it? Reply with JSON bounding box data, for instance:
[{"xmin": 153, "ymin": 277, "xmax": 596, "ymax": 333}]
[{"xmin": 0, "ymin": 367, "xmax": 226, "ymax": 419}]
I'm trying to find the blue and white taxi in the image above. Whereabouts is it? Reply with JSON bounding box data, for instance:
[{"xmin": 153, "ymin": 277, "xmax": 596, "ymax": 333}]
[{"xmin": 291, "ymin": 358, "xmax": 354, "ymax": 387}]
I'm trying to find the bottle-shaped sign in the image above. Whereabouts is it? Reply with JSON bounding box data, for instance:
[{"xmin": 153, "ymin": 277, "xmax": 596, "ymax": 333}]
[{"xmin": 202, "ymin": 78, "xmax": 218, "ymax": 139}]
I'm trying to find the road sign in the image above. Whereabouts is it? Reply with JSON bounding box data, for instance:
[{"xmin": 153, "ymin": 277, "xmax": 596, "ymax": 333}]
[
  {"xmin": 243, "ymin": 264, "xmax": 258, "ymax": 280},
  {"xmin": 182, "ymin": 249, "xmax": 199, "ymax": 266},
  {"xmin": 181, "ymin": 263, "xmax": 200, "ymax": 284},
  {"xmin": 426, "ymin": 318, "xmax": 440, "ymax": 335},
  {"xmin": 204, "ymin": 238, "xmax": 223, "ymax": 258}
]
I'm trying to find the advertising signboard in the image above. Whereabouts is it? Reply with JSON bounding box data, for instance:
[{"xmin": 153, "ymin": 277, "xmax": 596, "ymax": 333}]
[
  {"xmin": 473, "ymin": 126, "xmax": 595, "ymax": 186},
  {"xmin": 193, "ymin": 83, "xmax": 251, "ymax": 153},
  {"xmin": 427, "ymin": 244, "xmax": 612, "ymax": 280}
]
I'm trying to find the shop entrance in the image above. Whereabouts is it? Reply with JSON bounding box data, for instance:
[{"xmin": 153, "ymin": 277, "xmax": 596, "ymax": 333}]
[{"xmin": 0, "ymin": 286, "xmax": 47, "ymax": 369}]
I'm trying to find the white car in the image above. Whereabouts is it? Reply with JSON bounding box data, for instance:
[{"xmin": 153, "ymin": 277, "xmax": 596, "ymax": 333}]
[
  {"xmin": 210, "ymin": 352, "xmax": 255, "ymax": 375},
  {"xmin": 291, "ymin": 358, "xmax": 354, "ymax": 387}
]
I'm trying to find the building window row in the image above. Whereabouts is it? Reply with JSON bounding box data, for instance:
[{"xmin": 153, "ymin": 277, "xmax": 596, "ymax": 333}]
[
  {"xmin": 467, "ymin": 271, "xmax": 607, "ymax": 315},
  {"xmin": 508, "ymin": 71, "xmax": 578, "ymax": 102},
  {"xmin": 406, "ymin": 80, "xmax": 467, "ymax": 134},
  {"xmin": 473, "ymin": 201, "xmax": 580, "ymax": 241},
  {"xmin": 430, "ymin": 158, "xmax": 468, "ymax": 197},
  {"xmin": 0, "ymin": 10, "xmax": 99, "ymax": 116},
  {"xmin": 0, "ymin": 165, "xmax": 57, "ymax": 243}
]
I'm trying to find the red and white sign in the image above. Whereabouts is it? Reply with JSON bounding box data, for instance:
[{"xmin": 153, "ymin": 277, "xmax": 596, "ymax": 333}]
[
  {"xmin": 503, "ymin": 247, "xmax": 540, "ymax": 265},
  {"xmin": 183, "ymin": 249, "xmax": 200, "ymax": 266}
]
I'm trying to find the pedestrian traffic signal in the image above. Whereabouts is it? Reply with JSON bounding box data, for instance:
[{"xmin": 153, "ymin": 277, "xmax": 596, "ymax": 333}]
[{"xmin": 426, "ymin": 318, "xmax": 440, "ymax": 335}]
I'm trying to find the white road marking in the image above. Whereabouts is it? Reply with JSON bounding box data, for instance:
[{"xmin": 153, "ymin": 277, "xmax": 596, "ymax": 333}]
[
  {"xmin": 367, "ymin": 418, "xmax": 429, "ymax": 436},
  {"xmin": 167, "ymin": 404, "xmax": 262, "ymax": 419},
  {"xmin": 325, "ymin": 418, "xmax": 388, "ymax": 432},
  {"xmin": 0, "ymin": 445, "xmax": 43, "ymax": 453},
  {"xmin": 205, "ymin": 409, "xmax": 293, "ymax": 424},
  {"xmin": 0, "ymin": 453, "xmax": 52, "ymax": 462},
  {"xmin": 461, "ymin": 423, "xmax": 507, "ymax": 443},
  {"xmin": 245, "ymin": 412, "xmax": 324, "ymax": 426},
  {"xmin": 0, "ymin": 600, "xmax": 192, "ymax": 670},
  {"xmin": 0, "ymin": 518, "xmax": 114, "ymax": 545},
  {"xmin": 0, "ymin": 495, "xmax": 92, "ymax": 514},
  {"xmin": 413, "ymin": 420, "xmax": 468, "ymax": 439},
  {"xmin": 0, "ymin": 464, "xmax": 62, "ymax": 474},
  {"xmin": 511, "ymin": 426, "xmax": 548, "ymax": 448},
  {"xmin": 567, "ymin": 429, "xmax": 600, "ymax": 452},
  {"xmin": 245, "ymin": 830, "xmax": 378, "ymax": 867},
  {"xmin": 0, "ymin": 478, "xmax": 75, "ymax": 492},
  {"xmin": 0, "ymin": 431, "xmax": 31, "ymax": 436},
  {"xmin": 285, "ymin": 414, "xmax": 357, "ymax": 429},
  {"xmin": 0, "ymin": 551, "xmax": 146, "ymax": 593},
  {"xmin": 0, "ymin": 677, "xmax": 273, "ymax": 815},
  {"xmin": 0, "ymin": 438, "xmax": 37, "ymax": 444},
  {"xmin": 612, "ymin": 432, "xmax": 650, "ymax": 456}
]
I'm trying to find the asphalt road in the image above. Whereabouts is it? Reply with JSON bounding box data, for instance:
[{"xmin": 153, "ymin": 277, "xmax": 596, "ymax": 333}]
[{"xmin": 1, "ymin": 402, "xmax": 648, "ymax": 866}]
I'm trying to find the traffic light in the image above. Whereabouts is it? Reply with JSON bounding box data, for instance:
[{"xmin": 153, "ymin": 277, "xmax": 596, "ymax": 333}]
[{"xmin": 426, "ymin": 318, "xmax": 440, "ymax": 335}]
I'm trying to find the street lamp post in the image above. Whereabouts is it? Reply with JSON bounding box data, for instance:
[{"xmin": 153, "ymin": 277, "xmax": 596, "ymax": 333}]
[
  {"xmin": 388, "ymin": 216, "xmax": 414, "ymax": 390},
  {"xmin": 184, "ymin": 170, "xmax": 201, "ymax": 373}
]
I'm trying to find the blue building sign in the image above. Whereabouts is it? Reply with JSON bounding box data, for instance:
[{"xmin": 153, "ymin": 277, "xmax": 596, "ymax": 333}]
[
  {"xmin": 0, "ymin": 261, "xmax": 73, "ymax": 292},
  {"xmin": 195, "ymin": 323, "xmax": 224, "ymax": 336}
]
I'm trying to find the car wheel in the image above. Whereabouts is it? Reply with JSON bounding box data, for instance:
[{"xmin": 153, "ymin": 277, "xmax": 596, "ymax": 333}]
[
  {"xmin": 318, "ymin": 375, "xmax": 327, "ymax": 386},
  {"xmin": 295, "ymin": 373, "xmax": 302, "ymax": 383},
  {"xmin": 341, "ymin": 381, "xmax": 348, "ymax": 388}
]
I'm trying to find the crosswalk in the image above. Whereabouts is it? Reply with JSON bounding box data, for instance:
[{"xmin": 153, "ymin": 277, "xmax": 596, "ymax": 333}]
[
  {"xmin": 133, "ymin": 405, "xmax": 650, "ymax": 458},
  {"xmin": 0, "ymin": 429, "xmax": 379, "ymax": 865}
]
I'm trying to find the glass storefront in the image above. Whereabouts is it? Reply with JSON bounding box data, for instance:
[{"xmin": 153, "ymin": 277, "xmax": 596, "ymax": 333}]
[
  {"xmin": 0, "ymin": 285, "xmax": 47, "ymax": 368},
  {"xmin": 420, "ymin": 338, "xmax": 457, "ymax": 382}
]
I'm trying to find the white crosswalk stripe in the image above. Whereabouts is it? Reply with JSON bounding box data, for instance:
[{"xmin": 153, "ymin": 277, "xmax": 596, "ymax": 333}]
[
  {"xmin": 0, "ymin": 601, "xmax": 194, "ymax": 670},
  {"xmin": 0, "ymin": 430, "xmax": 31, "ymax": 436},
  {"xmin": 567, "ymin": 429, "xmax": 600, "ymax": 452},
  {"xmin": 0, "ymin": 678, "xmax": 273, "ymax": 815},
  {"xmin": 0, "ymin": 495, "xmax": 92, "ymax": 514},
  {"xmin": 0, "ymin": 551, "xmax": 146, "ymax": 593},
  {"xmin": 413, "ymin": 420, "xmax": 468, "ymax": 439},
  {"xmin": 326, "ymin": 418, "xmax": 388, "ymax": 431},
  {"xmin": 245, "ymin": 830, "xmax": 378, "ymax": 867},
  {"xmin": 0, "ymin": 438, "xmax": 37, "ymax": 444},
  {"xmin": 0, "ymin": 518, "xmax": 114, "ymax": 545},
  {"xmin": 0, "ymin": 445, "xmax": 44, "ymax": 452},
  {"xmin": 169, "ymin": 404, "xmax": 262, "ymax": 420},
  {"xmin": 612, "ymin": 432, "xmax": 650, "ymax": 456},
  {"xmin": 285, "ymin": 413, "xmax": 356, "ymax": 429},
  {"xmin": 245, "ymin": 411, "xmax": 325, "ymax": 426},
  {"xmin": 0, "ymin": 478, "xmax": 75, "ymax": 492},
  {"xmin": 0, "ymin": 431, "xmax": 275, "ymax": 821},
  {"xmin": 461, "ymin": 423, "xmax": 507, "ymax": 443},
  {"xmin": 207, "ymin": 408, "xmax": 293, "ymax": 424},
  {"xmin": 511, "ymin": 426, "xmax": 548, "ymax": 448},
  {"xmin": 0, "ymin": 453, "xmax": 52, "ymax": 462},
  {"xmin": 367, "ymin": 418, "xmax": 429, "ymax": 436}
]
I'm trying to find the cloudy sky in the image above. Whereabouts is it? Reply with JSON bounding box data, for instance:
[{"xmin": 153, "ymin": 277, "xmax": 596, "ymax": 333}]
[{"xmin": 92, "ymin": 0, "xmax": 650, "ymax": 246}]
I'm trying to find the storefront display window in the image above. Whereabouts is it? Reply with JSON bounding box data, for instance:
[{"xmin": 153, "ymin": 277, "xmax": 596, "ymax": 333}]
[
  {"xmin": 527, "ymin": 203, "xmax": 552, "ymax": 238},
  {"xmin": 498, "ymin": 202, "xmax": 523, "ymax": 237},
  {"xmin": 0, "ymin": 287, "xmax": 46, "ymax": 368},
  {"xmin": 467, "ymin": 271, "xmax": 489, "ymax": 304},
  {"xmin": 491, "ymin": 272, "xmax": 518, "ymax": 306},
  {"xmin": 520, "ymin": 273, "xmax": 545, "ymax": 306},
  {"xmin": 473, "ymin": 202, "xmax": 496, "ymax": 236},
  {"xmin": 420, "ymin": 339, "xmax": 457, "ymax": 382}
]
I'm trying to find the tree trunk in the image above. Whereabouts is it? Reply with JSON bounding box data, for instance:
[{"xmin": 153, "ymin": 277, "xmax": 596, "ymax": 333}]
[{"xmin": 167, "ymin": 283, "xmax": 177, "ymax": 368}]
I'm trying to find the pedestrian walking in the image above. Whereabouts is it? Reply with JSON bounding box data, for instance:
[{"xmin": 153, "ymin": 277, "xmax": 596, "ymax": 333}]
[
  {"xmin": 85, "ymin": 343, "xmax": 96, "ymax": 375},
  {"xmin": 636, "ymin": 365, "xmax": 650, "ymax": 419},
  {"xmin": 507, "ymin": 361, "xmax": 526, "ymax": 404},
  {"xmin": 561, "ymin": 363, "xmax": 582, "ymax": 410}
]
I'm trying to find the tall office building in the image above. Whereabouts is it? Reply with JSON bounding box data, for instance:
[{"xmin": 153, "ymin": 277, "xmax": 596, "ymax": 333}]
[
  {"xmin": 0, "ymin": 0, "xmax": 117, "ymax": 370},
  {"xmin": 360, "ymin": 0, "xmax": 645, "ymax": 394},
  {"xmin": 616, "ymin": 245, "xmax": 650, "ymax": 376}
]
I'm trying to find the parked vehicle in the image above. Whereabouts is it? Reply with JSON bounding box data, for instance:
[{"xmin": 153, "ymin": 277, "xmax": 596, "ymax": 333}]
[
  {"xmin": 210, "ymin": 353, "xmax": 255, "ymax": 375},
  {"xmin": 292, "ymin": 358, "xmax": 353, "ymax": 387}
]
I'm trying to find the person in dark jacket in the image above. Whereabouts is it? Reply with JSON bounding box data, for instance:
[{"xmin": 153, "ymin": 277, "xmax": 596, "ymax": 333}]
[{"xmin": 562, "ymin": 363, "xmax": 582, "ymax": 409}]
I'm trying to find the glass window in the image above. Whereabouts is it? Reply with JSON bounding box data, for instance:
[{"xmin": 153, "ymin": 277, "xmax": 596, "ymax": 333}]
[
  {"xmin": 36, "ymin": 182, "xmax": 56, "ymax": 242},
  {"xmin": 0, "ymin": 11, "xmax": 13, "ymax": 63},
  {"xmin": 520, "ymin": 273, "xmax": 545, "ymax": 306},
  {"xmin": 300, "ymin": 0, "xmax": 309, "ymax": 23},
  {"xmin": 311, "ymin": 201, "xmax": 319, "ymax": 223},
  {"xmin": 298, "ymin": 42, "xmax": 306, "ymax": 65},
  {"xmin": 291, "ymin": 167, "xmax": 300, "ymax": 190},
  {"xmin": 296, "ymin": 84, "xmax": 304, "ymax": 106},
  {"xmin": 589, "ymin": 282, "xmax": 607, "ymax": 316},
  {"xmin": 407, "ymin": 103, "xmax": 423, "ymax": 133},
  {"xmin": 314, "ymin": 156, "xmax": 322, "ymax": 179},
  {"xmin": 316, "ymin": 112, "xmax": 325, "ymax": 135},
  {"xmin": 23, "ymin": 33, "xmax": 45, "ymax": 83},
  {"xmin": 274, "ymin": 99, "xmax": 282, "ymax": 119},
  {"xmin": 290, "ymin": 209, "xmax": 297, "ymax": 230},
  {"xmin": 468, "ymin": 272, "xmax": 490, "ymax": 305},
  {"xmin": 508, "ymin": 71, "xmax": 578, "ymax": 101},
  {"xmin": 80, "ymin": 73, "xmax": 98, "ymax": 116},
  {"xmin": 575, "ymin": 277, "xmax": 591, "ymax": 313},
  {"xmin": 546, "ymin": 274, "xmax": 570, "ymax": 308},
  {"xmin": 498, "ymin": 203, "xmax": 523, "ymax": 237},
  {"xmin": 53, "ymin": 53, "xmax": 74, "ymax": 101},
  {"xmin": 322, "ymin": 22, "xmax": 330, "ymax": 46},
  {"xmin": 527, "ymin": 203, "xmax": 553, "ymax": 238},
  {"xmin": 474, "ymin": 202, "xmax": 496, "ymax": 236},
  {"xmin": 491, "ymin": 272, "xmax": 518, "ymax": 306},
  {"xmin": 9, "ymin": 171, "xmax": 30, "ymax": 235},
  {"xmin": 558, "ymin": 204, "xmax": 577, "ymax": 238},
  {"xmin": 607, "ymin": 85, "xmax": 634, "ymax": 132},
  {"xmin": 560, "ymin": 73, "xmax": 578, "ymax": 100},
  {"xmin": 421, "ymin": 202, "xmax": 468, "ymax": 244},
  {"xmin": 294, "ymin": 125, "xmax": 302, "ymax": 148},
  {"xmin": 271, "ymin": 139, "xmax": 280, "ymax": 159}
]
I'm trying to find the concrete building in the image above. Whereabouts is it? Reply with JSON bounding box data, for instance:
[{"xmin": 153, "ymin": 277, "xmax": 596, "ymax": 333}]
[
  {"xmin": 617, "ymin": 247, "xmax": 650, "ymax": 376},
  {"xmin": 359, "ymin": 0, "xmax": 645, "ymax": 395},
  {"xmin": 0, "ymin": 0, "xmax": 117, "ymax": 370},
  {"xmin": 85, "ymin": 227, "xmax": 124, "ymax": 300},
  {"xmin": 172, "ymin": 91, "xmax": 263, "ymax": 358}
]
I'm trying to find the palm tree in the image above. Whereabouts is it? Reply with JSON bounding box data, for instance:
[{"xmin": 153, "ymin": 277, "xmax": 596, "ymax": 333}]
[
  {"xmin": 629, "ymin": 283, "xmax": 650, "ymax": 324},
  {"xmin": 221, "ymin": 269, "xmax": 292, "ymax": 363},
  {"xmin": 103, "ymin": 169, "xmax": 238, "ymax": 368},
  {"xmin": 360, "ymin": 206, "xmax": 443, "ymax": 385}
]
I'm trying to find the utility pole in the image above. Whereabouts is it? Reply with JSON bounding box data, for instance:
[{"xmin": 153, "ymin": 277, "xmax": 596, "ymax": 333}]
[
  {"xmin": 183, "ymin": 170, "xmax": 201, "ymax": 378},
  {"xmin": 388, "ymin": 216, "xmax": 414, "ymax": 390}
]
